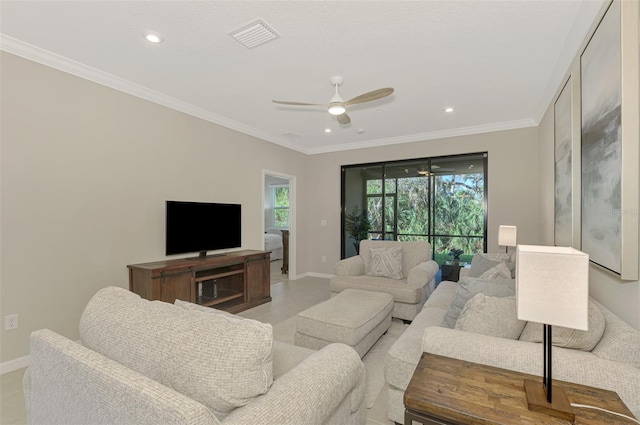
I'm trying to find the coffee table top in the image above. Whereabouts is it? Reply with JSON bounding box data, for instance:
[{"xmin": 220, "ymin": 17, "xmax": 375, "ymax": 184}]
[{"xmin": 404, "ymin": 353, "xmax": 636, "ymax": 424}]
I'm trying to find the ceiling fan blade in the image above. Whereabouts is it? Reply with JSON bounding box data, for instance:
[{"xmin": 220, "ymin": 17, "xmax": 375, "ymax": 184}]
[
  {"xmin": 272, "ymin": 100, "xmax": 326, "ymax": 107},
  {"xmin": 344, "ymin": 88, "xmax": 394, "ymax": 106},
  {"xmin": 336, "ymin": 113, "xmax": 351, "ymax": 125}
]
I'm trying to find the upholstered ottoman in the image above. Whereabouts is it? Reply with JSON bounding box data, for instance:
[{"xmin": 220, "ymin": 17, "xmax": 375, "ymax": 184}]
[{"xmin": 294, "ymin": 289, "xmax": 393, "ymax": 358}]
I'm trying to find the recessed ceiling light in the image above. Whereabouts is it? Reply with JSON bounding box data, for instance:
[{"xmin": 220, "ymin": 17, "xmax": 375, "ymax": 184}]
[
  {"xmin": 357, "ymin": 128, "xmax": 365, "ymax": 134},
  {"xmin": 445, "ymin": 107, "xmax": 454, "ymax": 113},
  {"xmin": 143, "ymin": 31, "xmax": 164, "ymax": 44},
  {"xmin": 324, "ymin": 128, "xmax": 332, "ymax": 133}
]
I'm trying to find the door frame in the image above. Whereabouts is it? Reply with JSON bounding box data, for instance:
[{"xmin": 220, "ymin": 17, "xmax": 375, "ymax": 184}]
[{"xmin": 262, "ymin": 169, "xmax": 297, "ymax": 279}]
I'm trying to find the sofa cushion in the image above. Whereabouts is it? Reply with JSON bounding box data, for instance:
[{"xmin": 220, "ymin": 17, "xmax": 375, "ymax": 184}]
[
  {"xmin": 589, "ymin": 299, "xmax": 640, "ymax": 368},
  {"xmin": 468, "ymin": 253, "xmax": 511, "ymax": 278},
  {"xmin": 519, "ymin": 299, "xmax": 606, "ymax": 351},
  {"xmin": 478, "ymin": 262, "xmax": 511, "ymax": 280},
  {"xmin": 454, "ymin": 294, "xmax": 526, "ymax": 340},
  {"xmin": 367, "ymin": 246, "xmax": 403, "ymax": 279},
  {"xmin": 174, "ymin": 300, "xmax": 317, "ymax": 379},
  {"xmin": 360, "ymin": 240, "xmax": 430, "ymax": 278},
  {"xmin": 80, "ymin": 287, "xmax": 273, "ymax": 419},
  {"xmin": 442, "ymin": 277, "xmax": 515, "ymax": 328}
]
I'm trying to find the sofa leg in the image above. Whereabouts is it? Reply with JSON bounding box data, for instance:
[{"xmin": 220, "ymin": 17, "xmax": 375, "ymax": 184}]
[{"xmin": 402, "ymin": 319, "xmax": 412, "ymax": 325}]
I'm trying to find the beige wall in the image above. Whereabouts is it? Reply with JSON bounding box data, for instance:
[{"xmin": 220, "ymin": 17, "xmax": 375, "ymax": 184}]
[
  {"xmin": 306, "ymin": 127, "xmax": 541, "ymax": 274},
  {"xmin": 0, "ymin": 52, "xmax": 310, "ymax": 362}
]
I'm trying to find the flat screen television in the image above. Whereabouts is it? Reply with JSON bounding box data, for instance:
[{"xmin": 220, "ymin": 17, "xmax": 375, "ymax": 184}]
[{"xmin": 166, "ymin": 201, "xmax": 241, "ymax": 257}]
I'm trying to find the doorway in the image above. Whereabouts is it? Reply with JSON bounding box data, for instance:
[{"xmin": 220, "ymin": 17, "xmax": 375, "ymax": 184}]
[{"xmin": 262, "ymin": 170, "xmax": 296, "ymax": 281}]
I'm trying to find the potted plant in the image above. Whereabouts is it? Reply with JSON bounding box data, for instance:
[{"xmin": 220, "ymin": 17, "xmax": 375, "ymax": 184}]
[
  {"xmin": 448, "ymin": 248, "xmax": 464, "ymax": 266},
  {"xmin": 345, "ymin": 206, "xmax": 371, "ymax": 254}
]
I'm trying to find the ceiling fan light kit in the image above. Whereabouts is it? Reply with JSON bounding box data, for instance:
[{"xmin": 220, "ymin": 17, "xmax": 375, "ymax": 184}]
[
  {"xmin": 272, "ymin": 76, "xmax": 394, "ymax": 125},
  {"xmin": 328, "ymin": 104, "xmax": 346, "ymax": 115}
]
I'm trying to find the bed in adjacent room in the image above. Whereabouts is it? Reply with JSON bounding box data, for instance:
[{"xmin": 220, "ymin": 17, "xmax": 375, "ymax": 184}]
[{"xmin": 264, "ymin": 230, "xmax": 283, "ymax": 261}]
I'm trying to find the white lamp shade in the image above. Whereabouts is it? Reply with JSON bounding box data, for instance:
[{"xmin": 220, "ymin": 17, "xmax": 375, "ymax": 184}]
[
  {"xmin": 498, "ymin": 225, "xmax": 517, "ymax": 247},
  {"xmin": 516, "ymin": 245, "xmax": 589, "ymax": 330}
]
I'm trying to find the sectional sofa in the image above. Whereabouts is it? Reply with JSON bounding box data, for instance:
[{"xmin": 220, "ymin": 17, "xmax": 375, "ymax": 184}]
[{"xmin": 384, "ymin": 256, "xmax": 640, "ymax": 424}]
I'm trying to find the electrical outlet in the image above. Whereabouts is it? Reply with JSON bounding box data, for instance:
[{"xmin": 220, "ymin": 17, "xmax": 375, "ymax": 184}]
[{"xmin": 5, "ymin": 314, "xmax": 18, "ymax": 331}]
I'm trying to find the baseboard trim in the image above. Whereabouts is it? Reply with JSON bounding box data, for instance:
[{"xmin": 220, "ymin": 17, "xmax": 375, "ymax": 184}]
[{"xmin": 1, "ymin": 354, "xmax": 30, "ymax": 375}]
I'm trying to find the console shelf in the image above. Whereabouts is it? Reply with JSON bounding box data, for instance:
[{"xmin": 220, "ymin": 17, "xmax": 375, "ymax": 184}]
[
  {"xmin": 128, "ymin": 250, "xmax": 271, "ymax": 314},
  {"xmin": 198, "ymin": 290, "xmax": 243, "ymax": 307}
]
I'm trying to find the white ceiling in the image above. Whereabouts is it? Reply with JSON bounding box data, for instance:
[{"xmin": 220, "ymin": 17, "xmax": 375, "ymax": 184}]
[{"xmin": 0, "ymin": 1, "xmax": 605, "ymax": 154}]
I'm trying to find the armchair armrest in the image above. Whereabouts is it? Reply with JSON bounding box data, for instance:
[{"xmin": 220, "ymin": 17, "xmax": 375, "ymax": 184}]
[
  {"xmin": 335, "ymin": 255, "xmax": 365, "ymax": 276},
  {"xmin": 27, "ymin": 329, "xmax": 219, "ymax": 425},
  {"xmin": 407, "ymin": 260, "xmax": 439, "ymax": 288},
  {"xmin": 224, "ymin": 343, "xmax": 366, "ymax": 425}
]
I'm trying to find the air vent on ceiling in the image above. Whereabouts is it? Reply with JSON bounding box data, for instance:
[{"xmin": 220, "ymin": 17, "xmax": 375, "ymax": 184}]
[{"xmin": 230, "ymin": 19, "xmax": 280, "ymax": 49}]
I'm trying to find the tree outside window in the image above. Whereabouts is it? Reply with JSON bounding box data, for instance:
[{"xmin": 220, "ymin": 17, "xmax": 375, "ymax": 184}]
[
  {"xmin": 341, "ymin": 154, "xmax": 487, "ymax": 262},
  {"xmin": 272, "ymin": 185, "xmax": 289, "ymax": 228}
]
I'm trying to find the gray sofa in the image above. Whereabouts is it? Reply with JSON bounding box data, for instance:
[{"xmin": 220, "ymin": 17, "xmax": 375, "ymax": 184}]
[
  {"xmin": 330, "ymin": 240, "xmax": 439, "ymax": 320},
  {"xmin": 23, "ymin": 287, "xmax": 366, "ymax": 425},
  {"xmin": 385, "ymin": 277, "xmax": 640, "ymax": 424}
]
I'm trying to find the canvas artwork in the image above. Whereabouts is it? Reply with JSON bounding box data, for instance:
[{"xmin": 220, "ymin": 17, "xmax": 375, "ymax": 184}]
[
  {"xmin": 580, "ymin": 0, "xmax": 621, "ymax": 274},
  {"xmin": 554, "ymin": 78, "xmax": 572, "ymax": 247}
]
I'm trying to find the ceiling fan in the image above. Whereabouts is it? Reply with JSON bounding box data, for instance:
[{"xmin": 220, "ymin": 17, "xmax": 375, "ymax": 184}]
[
  {"xmin": 272, "ymin": 76, "xmax": 394, "ymax": 125},
  {"xmin": 416, "ymin": 165, "xmax": 456, "ymax": 176}
]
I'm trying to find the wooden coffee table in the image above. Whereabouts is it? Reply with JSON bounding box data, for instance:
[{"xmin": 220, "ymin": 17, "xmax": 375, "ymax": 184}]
[{"xmin": 404, "ymin": 353, "xmax": 636, "ymax": 425}]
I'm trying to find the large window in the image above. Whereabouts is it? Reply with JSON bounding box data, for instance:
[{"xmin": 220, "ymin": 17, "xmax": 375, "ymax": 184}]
[
  {"xmin": 272, "ymin": 185, "xmax": 289, "ymax": 229},
  {"xmin": 341, "ymin": 153, "xmax": 487, "ymax": 266}
]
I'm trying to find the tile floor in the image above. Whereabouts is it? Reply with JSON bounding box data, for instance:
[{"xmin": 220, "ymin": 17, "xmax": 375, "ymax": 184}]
[{"xmin": 0, "ymin": 273, "xmax": 394, "ymax": 425}]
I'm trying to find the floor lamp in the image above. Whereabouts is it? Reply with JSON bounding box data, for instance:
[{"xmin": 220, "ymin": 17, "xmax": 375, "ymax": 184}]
[
  {"xmin": 498, "ymin": 225, "xmax": 517, "ymax": 254},
  {"xmin": 516, "ymin": 245, "xmax": 589, "ymax": 423}
]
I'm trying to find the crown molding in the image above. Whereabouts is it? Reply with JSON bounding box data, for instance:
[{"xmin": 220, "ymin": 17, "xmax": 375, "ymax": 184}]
[
  {"xmin": 0, "ymin": 34, "xmax": 309, "ymax": 154},
  {"xmin": 1, "ymin": 34, "xmax": 538, "ymax": 157},
  {"xmin": 306, "ymin": 118, "xmax": 538, "ymax": 154}
]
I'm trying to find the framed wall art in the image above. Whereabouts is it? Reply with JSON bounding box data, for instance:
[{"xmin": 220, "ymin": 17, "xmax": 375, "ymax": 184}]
[
  {"xmin": 554, "ymin": 78, "xmax": 573, "ymax": 247},
  {"xmin": 580, "ymin": 0, "xmax": 638, "ymax": 280}
]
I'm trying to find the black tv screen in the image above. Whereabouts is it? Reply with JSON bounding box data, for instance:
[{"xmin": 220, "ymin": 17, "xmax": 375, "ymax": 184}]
[{"xmin": 166, "ymin": 201, "xmax": 241, "ymax": 256}]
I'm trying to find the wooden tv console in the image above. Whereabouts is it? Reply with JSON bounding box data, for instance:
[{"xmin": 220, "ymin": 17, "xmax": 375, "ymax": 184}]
[{"xmin": 128, "ymin": 250, "xmax": 271, "ymax": 314}]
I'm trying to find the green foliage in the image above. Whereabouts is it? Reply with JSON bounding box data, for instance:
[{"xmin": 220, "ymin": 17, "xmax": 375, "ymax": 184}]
[
  {"xmin": 273, "ymin": 186, "xmax": 289, "ymax": 228},
  {"xmin": 274, "ymin": 187, "xmax": 289, "ymax": 207},
  {"xmin": 363, "ymin": 173, "xmax": 485, "ymax": 258},
  {"xmin": 274, "ymin": 209, "xmax": 289, "ymax": 228},
  {"xmin": 345, "ymin": 206, "xmax": 371, "ymax": 253}
]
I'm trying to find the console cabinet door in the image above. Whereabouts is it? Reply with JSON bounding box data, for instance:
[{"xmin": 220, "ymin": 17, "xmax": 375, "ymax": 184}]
[
  {"xmin": 160, "ymin": 270, "xmax": 192, "ymax": 303},
  {"xmin": 247, "ymin": 254, "xmax": 270, "ymax": 302}
]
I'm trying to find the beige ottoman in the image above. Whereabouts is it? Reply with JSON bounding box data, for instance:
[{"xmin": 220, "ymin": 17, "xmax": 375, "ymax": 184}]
[{"xmin": 294, "ymin": 289, "xmax": 393, "ymax": 358}]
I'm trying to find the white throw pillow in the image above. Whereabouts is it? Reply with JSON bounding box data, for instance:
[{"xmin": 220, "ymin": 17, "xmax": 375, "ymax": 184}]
[
  {"xmin": 468, "ymin": 253, "xmax": 510, "ymax": 278},
  {"xmin": 80, "ymin": 287, "xmax": 273, "ymax": 419},
  {"xmin": 455, "ymin": 294, "xmax": 526, "ymax": 340},
  {"xmin": 367, "ymin": 246, "xmax": 403, "ymax": 279},
  {"xmin": 519, "ymin": 299, "xmax": 606, "ymax": 351},
  {"xmin": 479, "ymin": 262, "xmax": 512, "ymax": 280},
  {"xmin": 442, "ymin": 276, "xmax": 516, "ymax": 328}
]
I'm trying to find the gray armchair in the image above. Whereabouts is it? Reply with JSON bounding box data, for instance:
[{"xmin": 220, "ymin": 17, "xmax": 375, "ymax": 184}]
[{"xmin": 330, "ymin": 240, "xmax": 439, "ymax": 320}]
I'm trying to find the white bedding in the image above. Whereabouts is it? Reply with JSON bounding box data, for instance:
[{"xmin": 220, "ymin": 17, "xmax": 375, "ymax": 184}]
[{"xmin": 264, "ymin": 233, "xmax": 283, "ymax": 261}]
